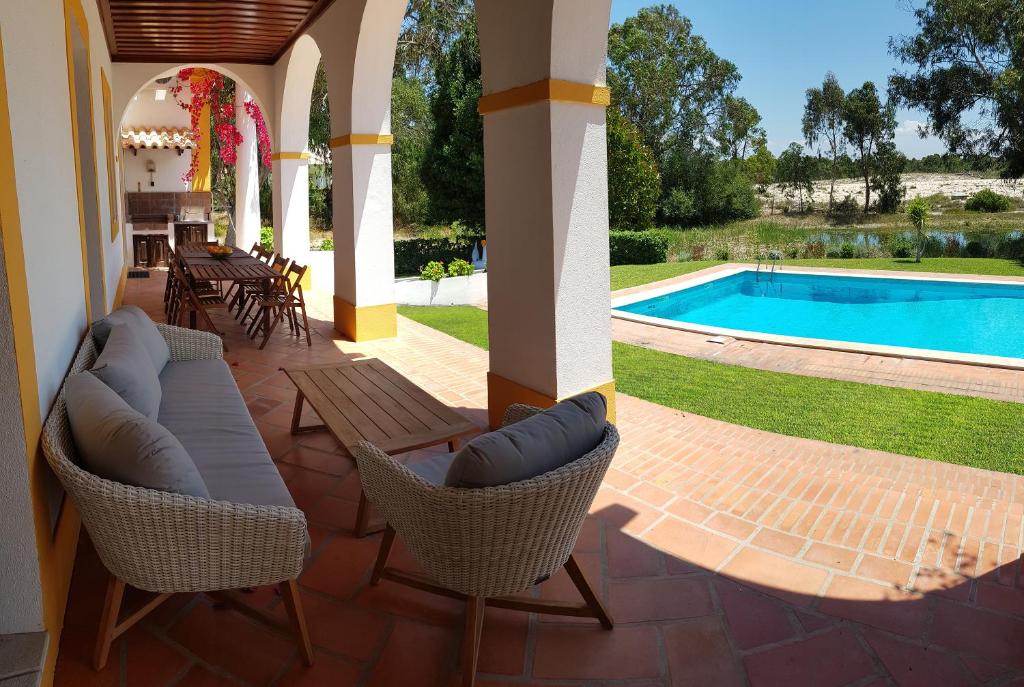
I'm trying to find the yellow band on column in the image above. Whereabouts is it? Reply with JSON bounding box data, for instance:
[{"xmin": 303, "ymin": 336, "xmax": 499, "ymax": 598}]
[
  {"xmin": 486, "ymin": 372, "xmax": 616, "ymax": 429},
  {"xmin": 329, "ymin": 134, "xmax": 394, "ymax": 148},
  {"xmin": 333, "ymin": 297, "xmax": 397, "ymax": 341},
  {"xmin": 478, "ymin": 79, "xmax": 611, "ymax": 115},
  {"xmin": 270, "ymin": 151, "xmax": 310, "ymax": 161}
]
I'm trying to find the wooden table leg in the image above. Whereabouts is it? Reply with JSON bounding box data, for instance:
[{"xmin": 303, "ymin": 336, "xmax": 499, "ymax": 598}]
[{"xmin": 290, "ymin": 392, "xmax": 305, "ymax": 434}]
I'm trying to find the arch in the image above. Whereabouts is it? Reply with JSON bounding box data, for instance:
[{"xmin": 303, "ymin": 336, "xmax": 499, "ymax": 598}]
[
  {"xmin": 112, "ymin": 62, "xmax": 275, "ymax": 144},
  {"xmin": 274, "ymin": 34, "xmax": 321, "ymax": 154}
]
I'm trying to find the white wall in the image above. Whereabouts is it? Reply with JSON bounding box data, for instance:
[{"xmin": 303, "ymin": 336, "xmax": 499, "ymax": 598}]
[{"xmin": 123, "ymin": 148, "xmax": 190, "ymax": 192}]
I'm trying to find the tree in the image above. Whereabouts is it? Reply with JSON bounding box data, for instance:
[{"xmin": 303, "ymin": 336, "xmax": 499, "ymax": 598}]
[
  {"xmin": 395, "ymin": 0, "xmax": 474, "ymax": 84},
  {"xmin": 607, "ymin": 111, "xmax": 661, "ymax": 229},
  {"xmin": 308, "ymin": 62, "xmax": 332, "ymax": 231},
  {"xmin": 843, "ymin": 82, "xmax": 896, "ymax": 212},
  {"xmin": 775, "ymin": 143, "xmax": 815, "ymax": 213},
  {"xmin": 392, "ymin": 75, "xmax": 432, "ymax": 226},
  {"xmin": 714, "ymin": 95, "xmax": 766, "ymax": 159},
  {"xmin": 745, "ymin": 143, "xmax": 777, "ymax": 193},
  {"xmin": 660, "ymin": 149, "xmax": 759, "ymax": 225},
  {"xmin": 889, "ymin": 0, "xmax": 1024, "ymax": 177},
  {"xmin": 905, "ymin": 196, "xmax": 930, "ymax": 262},
  {"xmin": 607, "ymin": 4, "xmax": 740, "ymax": 161},
  {"xmin": 802, "ymin": 72, "xmax": 846, "ymax": 208},
  {"xmin": 421, "ymin": 22, "xmax": 484, "ymax": 226},
  {"xmin": 870, "ymin": 141, "xmax": 907, "ymax": 213}
]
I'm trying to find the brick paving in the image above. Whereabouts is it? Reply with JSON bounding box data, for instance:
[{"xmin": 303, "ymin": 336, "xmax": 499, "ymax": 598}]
[
  {"xmin": 614, "ymin": 263, "xmax": 1024, "ymax": 404},
  {"xmin": 54, "ymin": 273, "xmax": 1024, "ymax": 686}
]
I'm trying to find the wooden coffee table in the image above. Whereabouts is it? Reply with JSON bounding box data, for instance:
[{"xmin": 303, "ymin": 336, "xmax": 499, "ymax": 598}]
[{"xmin": 281, "ymin": 358, "xmax": 477, "ymax": 536}]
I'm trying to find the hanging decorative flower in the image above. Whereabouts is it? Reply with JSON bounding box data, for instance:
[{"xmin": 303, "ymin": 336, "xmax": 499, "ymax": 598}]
[{"xmin": 170, "ymin": 68, "xmax": 271, "ymax": 183}]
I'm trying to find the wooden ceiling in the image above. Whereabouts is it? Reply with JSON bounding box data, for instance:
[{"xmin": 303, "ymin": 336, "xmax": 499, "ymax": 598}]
[{"xmin": 98, "ymin": 0, "xmax": 335, "ymax": 65}]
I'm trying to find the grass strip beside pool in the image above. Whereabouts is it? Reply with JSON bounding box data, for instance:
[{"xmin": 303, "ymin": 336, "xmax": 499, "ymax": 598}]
[{"xmin": 398, "ymin": 304, "xmax": 1024, "ymax": 474}]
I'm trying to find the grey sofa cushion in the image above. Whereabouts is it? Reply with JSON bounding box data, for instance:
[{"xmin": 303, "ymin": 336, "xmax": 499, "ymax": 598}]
[
  {"xmin": 90, "ymin": 323, "xmax": 162, "ymax": 420},
  {"xmin": 407, "ymin": 452, "xmax": 457, "ymax": 485},
  {"xmin": 64, "ymin": 372, "xmax": 209, "ymax": 498},
  {"xmin": 93, "ymin": 305, "xmax": 170, "ymax": 372},
  {"xmin": 158, "ymin": 358, "xmax": 295, "ymax": 508},
  {"xmin": 444, "ymin": 392, "xmax": 607, "ymax": 488}
]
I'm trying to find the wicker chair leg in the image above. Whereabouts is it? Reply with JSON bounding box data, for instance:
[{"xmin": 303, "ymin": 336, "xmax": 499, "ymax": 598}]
[
  {"xmin": 564, "ymin": 555, "xmax": 613, "ymax": 629},
  {"xmin": 461, "ymin": 596, "xmax": 485, "ymax": 687},
  {"xmin": 94, "ymin": 575, "xmax": 125, "ymax": 670},
  {"xmin": 280, "ymin": 579, "xmax": 314, "ymax": 666},
  {"xmin": 371, "ymin": 526, "xmax": 396, "ymax": 585}
]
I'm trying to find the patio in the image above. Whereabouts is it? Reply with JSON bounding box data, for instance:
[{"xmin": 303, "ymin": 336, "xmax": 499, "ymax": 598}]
[{"xmin": 50, "ymin": 274, "xmax": 1024, "ymax": 686}]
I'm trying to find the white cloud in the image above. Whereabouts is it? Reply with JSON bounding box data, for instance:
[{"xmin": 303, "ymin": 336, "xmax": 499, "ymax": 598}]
[{"xmin": 895, "ymin": 119, "xmax": 927, "ymax": 136}]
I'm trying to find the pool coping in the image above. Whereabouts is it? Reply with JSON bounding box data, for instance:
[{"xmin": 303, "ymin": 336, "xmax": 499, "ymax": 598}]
[{"xmin": 610, "ymin": 264, "xmax": 1024, "ymax": 371}]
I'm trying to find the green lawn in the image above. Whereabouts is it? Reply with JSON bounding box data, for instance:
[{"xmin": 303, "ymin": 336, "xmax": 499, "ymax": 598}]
[
  {"xmin": 610, "ymin": 257, "xmax": 1024, "ymax": 291},
  {"xmin": 398, "ymin": 304, "xmax": 1024, "ymax": 474}
]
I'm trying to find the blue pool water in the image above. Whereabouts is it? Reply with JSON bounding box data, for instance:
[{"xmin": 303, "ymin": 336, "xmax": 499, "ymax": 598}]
[{"xmin": 615, "ymin": 270, "xmax": 1024, "ymax": 360}]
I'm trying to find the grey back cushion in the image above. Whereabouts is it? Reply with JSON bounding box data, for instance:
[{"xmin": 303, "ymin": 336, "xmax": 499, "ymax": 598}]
[
  {"xmin": 92, "ymin": 305, "xmax": 170, "ymax": 372},
  {"xmin": 64, "ymin": 372, "xmax": 209, "ymax": 498},
  {"xmin": 90, "ymin": 323, "xmax": 162, "ymax": 420},
  {"xmin": 445, "ymin": 392, "xmax": 607, "ymax": 489}
]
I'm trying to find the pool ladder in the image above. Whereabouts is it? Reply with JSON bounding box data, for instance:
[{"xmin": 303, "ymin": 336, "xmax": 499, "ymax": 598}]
[{"xmin": 756, "ymin": 254, "xmax": 779, "ymax": 282}]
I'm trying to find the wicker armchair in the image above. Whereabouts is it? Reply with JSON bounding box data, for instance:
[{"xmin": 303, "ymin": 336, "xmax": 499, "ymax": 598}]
[
  {"xmin": 352, "ymin": 403, "xmax": 619, "ymax": 687},
  {"xmin": 41, "ymin": 323, "xmax": 312, "ymax": 670}
]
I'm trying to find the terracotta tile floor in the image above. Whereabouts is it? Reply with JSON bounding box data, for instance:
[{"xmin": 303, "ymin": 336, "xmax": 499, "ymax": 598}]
[
  {"xmin": 54, "ymin": 272, "xmax": 1024, "ymax": 686},
  {"xmin": 614, "ymin": 263, "xmax": 1024, "ymax": 404}
]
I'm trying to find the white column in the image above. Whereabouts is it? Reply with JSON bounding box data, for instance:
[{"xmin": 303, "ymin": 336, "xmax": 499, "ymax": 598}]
[
  {"xmin": 330, "ymin": 139, "xmax": 396, "ymax": 340},
  {"xmin": 234, "ymin": 89, "xmax": 261, "ymax": 250},
  {"xmin": 477, "ymin": 0, "xmax": 616, "ymax": 428},
  {"xmin": 271, "ymin": 156, "xmax": 311, "ymax": 263}
]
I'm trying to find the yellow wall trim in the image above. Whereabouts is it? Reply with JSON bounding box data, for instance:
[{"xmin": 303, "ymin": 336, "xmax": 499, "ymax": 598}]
[
  {"xmin": 486, "ymin": 372, "xmax": 616, "ymax": 429},
  {"xmin": 100, "ymin": 69, "xmax": 118, "ymax": 242},
  {"xmin": 113, "ymin": 263, "xmax": 128, "ymax": 308},
  {"xmin": 478, "ymin": 79, "xmax": 611, "ymax": 116},
  {"xmin": 271, "ymin": 151, "xmax": 311, "ymax": 161},
  {"xmin": 333, "ymin": 297, "xmax": 397, "ymax": 341},
  {"xmin": 329, "ymin": 134, "xmax": 394, "ymax": 148}
]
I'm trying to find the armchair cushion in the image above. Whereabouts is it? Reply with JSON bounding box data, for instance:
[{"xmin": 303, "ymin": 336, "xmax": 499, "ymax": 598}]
[
  {"xmin": 92, "ymin": 305, "xmax": 170, "ymax": 372},
  {"xmin": 90, "ymin": 323, "xmax": 162, "ymax": 420},
  {"xmin": 64, "ymin": 372, "xmax": 209, "ymax": 498},
  {"xmin": 444, "ymin": 392, "xmax": 607, "ymax": 488},
  {"xmin": 406, "ymin": 451, "xmax": 457, "ymax": 485}
]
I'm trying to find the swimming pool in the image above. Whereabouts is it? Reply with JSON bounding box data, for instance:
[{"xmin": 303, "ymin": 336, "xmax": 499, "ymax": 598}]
[{"xmin": 613, "ymin": 268, "xmax": 1024, "ymax": 365}]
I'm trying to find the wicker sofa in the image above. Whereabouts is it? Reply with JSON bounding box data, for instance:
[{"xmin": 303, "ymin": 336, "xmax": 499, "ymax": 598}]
[{"xmin": 41, "ymin": 320, "xmax": 312, "ymax": 670}]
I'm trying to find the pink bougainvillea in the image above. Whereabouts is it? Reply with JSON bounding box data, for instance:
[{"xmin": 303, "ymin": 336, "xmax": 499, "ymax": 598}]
[{"xmin": 170, "ymin": 68, "xmax": 270, "ymax": 183}]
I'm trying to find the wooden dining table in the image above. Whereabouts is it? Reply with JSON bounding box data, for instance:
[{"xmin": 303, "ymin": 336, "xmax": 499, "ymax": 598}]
[{"xmin": 177, "ymin": 242, "xmax": 283, "ymax": 332}]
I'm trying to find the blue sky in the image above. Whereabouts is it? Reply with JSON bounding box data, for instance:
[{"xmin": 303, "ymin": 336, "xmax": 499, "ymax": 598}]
[{"xmin": 609, "ymin": 0, "xmax": 946, "ymax": 157}]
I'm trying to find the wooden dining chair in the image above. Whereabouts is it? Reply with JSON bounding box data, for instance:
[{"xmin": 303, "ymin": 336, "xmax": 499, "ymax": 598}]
[
  {"xmin": 246, "ymin": 261, "xmax": 311, "ymax": 349},
  {"xmin": 240, "ymin": 254, "xmax": 290, "ymax": 329},
  {"xmin": 170, "ymin": 261, "xmax": 229, "ymax": 350}
]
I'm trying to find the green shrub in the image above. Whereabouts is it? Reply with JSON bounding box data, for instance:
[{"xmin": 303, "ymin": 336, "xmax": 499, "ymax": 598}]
[
  {"xmin": 609, "ymin": 230, "xmax": 669, "ymax": 265},
  {"xmin": 839, "ymin": 242, "xmax": 856, "ymax": 259},
  {"xmin": 319, "ymin": 238, "xmax": 334, "ymax": 251},
  {"xmin": 714, "ymin": 247, "xmax": 730, "ymax": 261},
  {"xmin": 420, "ymin": 261, "xmax": 446, "ymax": 281},
  {"xmin": 394, "ymin": 236, "xmax": 475, "ymax": 276},
  {"xmin": 965, "ymin": 188, "xmax": 1012, "ymax": 212},
  {"xmin": 888, "ymin": 234, "xmax": 914, "ymax": 258},
  {"xmin": 260, "ymin": 226, "xmax": 274, "ymax": 252},
  {"xmin": 447, "ymin": 258, "xmax": 474, "ymax": 277},
  {"xmin": 607, "ymin": 111, "xmax": 661, "ymax": 229},
  {"xmin": 785, "ymin": 246, "xmax": 799, "ymax": 259}
]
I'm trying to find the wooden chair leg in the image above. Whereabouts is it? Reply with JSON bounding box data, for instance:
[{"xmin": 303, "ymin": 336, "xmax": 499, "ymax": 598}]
[
  {"xmin": 355, "ymin": 492, "xmax": 370, "ymax": 537},
  {"xmin": 564, "ymin": 554, "xmax": 613, "ymax": 629},
  {"xmin": 371, "ymin": 526, "xmax": 396, "ymax": 585},
  {"xmin": 279, "ymin": 579, "xmax": 314, "ymax": 666},
  {"xmin": 299, "ymin": 302, "xmax": 312, "ymax": 347},
  {"xmin": 461, "ymin": 596, "xmax": 485, "ymax": 687},
  {"xmin": 94, "ymin": 575, "xmax": 126, "ymax": 670}
]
